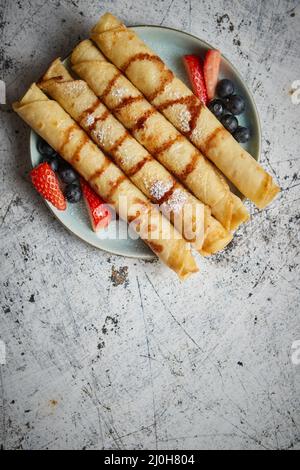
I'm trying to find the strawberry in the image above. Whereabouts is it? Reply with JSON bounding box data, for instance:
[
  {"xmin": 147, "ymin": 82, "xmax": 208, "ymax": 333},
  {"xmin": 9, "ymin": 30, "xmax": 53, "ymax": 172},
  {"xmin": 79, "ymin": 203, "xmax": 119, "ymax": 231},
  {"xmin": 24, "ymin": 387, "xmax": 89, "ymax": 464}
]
[
  {"xmin": 183, "ymin": 55, "xmax": 208, "ymax": 105},
  {"xmin": 203, "ymin": 49, "xmax": 221, "ymax": 102},
  {"xmin": 30, "ymin": 162, "xmax": 66, "ymax": 211},
  {"xmin": 81, "ymin": 178, "xmax": 111, "ymax": 232}
]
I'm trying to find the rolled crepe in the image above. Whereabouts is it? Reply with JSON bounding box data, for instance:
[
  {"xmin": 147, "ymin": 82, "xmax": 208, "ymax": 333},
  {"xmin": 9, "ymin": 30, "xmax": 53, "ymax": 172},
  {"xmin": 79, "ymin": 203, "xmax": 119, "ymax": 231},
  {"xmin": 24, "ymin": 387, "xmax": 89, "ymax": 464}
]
[
  {"xmin": 91, "ymin": 13, "xmax": 280, "ymax": 209},
  {"xmin": 13, "ymin": 84, "xmax": 198, "ymax": 280},
  {"xmin": 39, "ymin": 59, "xmax": 233, "ymax": 256},
  {"xmin": 73, "ymin": 39, "xmax": 249, "ymax": 232}
]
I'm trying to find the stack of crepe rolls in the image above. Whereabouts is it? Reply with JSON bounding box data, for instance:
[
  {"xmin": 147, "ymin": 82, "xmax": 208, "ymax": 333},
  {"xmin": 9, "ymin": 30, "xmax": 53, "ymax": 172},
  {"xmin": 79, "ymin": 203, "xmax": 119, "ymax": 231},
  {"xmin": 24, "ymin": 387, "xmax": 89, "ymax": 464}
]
[
  {"xmin": 91, "ymin": 13, "xmax": 280, "ymax": 209},
  {"xmin": 72, "ymin": 39, "xmax": 249, "ymax": 232},
  {"xmin": 13, "ymin": 84, "xmax": 198, "ymax": 280},
  {"xmin": 38, "ymin": 59, "xmax": 233, "ymax": 256}
]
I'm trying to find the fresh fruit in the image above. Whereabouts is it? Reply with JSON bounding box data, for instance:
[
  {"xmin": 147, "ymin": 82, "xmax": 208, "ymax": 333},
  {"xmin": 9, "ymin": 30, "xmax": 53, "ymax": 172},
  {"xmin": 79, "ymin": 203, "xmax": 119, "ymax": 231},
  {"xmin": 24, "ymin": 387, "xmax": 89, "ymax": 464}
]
[
  {"xmin": 65, "ymin": 183, "xmax": 82, "ymax": 203},
  {"xmin": 81, "ymin": 179, "xmax": 111, "ymax": 232},
  {"xmin": 30, "ymin": 163, "xmax": 66, "ymax": 211},
  {"xmin": 70, "ymin": 179, "xmax": 81, "ymax": 187},
  {"xmin": 208, "ymin": 99, "xmax": 224, "ymax": 118},
  {"xmin": 42, "ymin": 156, "xmax": 60, "ymax": 172},
  {"xmin": 203, "ymin": 50, "xmax": 221, "ymax": 102},
  {"xmin": 183, "ymin": 55, "xmax": 208, "ymax": 104},
  {"xmin": 221, "ymin": 114, "xmax": 238, "ymax": 133},
  {"xmin": 233, "ymin": 126, "xmax": 250, "ymax": 143},
  {"xmin": 217, "ymin": 78, "xmax": 234, "ymax": 98},
  {"xmin": 59, "ymin": 165, "xmax": 79, "ymax": 184},
  {"xmin": 226, "ymin": 94, "xmax": 245, "ymax": 115},
  {"xmin": 37, "ymin": 139, "xmax": 57, "ymax": 158},
  {"xmin": 212, "ymin": 80, "xmax": 250, "ymax": 139}
]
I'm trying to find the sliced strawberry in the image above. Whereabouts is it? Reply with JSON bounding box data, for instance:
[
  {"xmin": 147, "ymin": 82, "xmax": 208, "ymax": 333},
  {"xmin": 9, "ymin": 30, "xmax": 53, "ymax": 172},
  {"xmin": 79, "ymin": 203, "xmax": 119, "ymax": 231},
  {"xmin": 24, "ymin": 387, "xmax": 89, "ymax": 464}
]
[
  {"xmin": 203, "ymin": 49, "xmax": 221, "ymax": 102},
  {"xmin": 30, "ymin": 162, "xmax": 66, "ymax": 211},
  {"xmin": 81, "ymin": 178, "xmax": 111, "ymax": 232},
  {"xmin": 183, "ymin": 55, "xmax": 208, "ymax": 105}
]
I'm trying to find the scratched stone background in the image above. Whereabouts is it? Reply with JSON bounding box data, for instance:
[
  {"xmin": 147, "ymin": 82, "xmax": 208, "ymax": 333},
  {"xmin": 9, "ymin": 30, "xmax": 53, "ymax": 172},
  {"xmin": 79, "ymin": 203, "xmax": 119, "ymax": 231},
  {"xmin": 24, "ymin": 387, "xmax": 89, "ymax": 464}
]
[{"xmin": 0, "ymin": 0, "xmax": 300, "ymax": 451}]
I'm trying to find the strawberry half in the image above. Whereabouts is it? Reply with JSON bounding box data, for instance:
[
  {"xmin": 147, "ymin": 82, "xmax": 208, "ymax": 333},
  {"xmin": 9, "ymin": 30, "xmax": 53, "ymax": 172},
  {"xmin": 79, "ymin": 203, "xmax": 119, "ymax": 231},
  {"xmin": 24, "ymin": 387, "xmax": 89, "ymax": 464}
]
[
  {"xmin": 81, "ymin": 178, "xmax": 111, "ymax": 232},
  {"xmin": 203, "ymin": 50, "xmax": 221, "ymax": 102},
  {"xmin": 183, "ymin": 55, "xmax": 208, "ymax": 105},
  {"xmin": 30, "ymin": 162, "xmax": 66, "ymax": 211}
]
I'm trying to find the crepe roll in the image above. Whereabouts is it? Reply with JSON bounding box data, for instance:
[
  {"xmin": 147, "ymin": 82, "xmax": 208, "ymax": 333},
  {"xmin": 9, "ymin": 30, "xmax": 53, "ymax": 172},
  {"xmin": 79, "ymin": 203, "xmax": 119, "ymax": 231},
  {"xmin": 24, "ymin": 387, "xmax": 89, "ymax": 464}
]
[
  {"xmin": 39, "ymin": 58, "xmax": 233, "ymax": 255},
  {"xmin": 72, "ymin": 39, "xmax": 249, "ymax": 232},
  {"xmin": 91, "ymin": 13, "xmax": 280, "ymax": 209},
  {"xmin": 13, "ymin": 84, "xmax": 198, "ymax": 280}
]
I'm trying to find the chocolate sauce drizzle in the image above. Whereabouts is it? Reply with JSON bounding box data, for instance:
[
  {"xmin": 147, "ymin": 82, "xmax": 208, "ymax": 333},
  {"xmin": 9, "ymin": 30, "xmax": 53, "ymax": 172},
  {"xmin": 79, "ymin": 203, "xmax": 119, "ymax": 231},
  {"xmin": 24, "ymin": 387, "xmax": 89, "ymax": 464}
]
[
  {"xmin": 112, "ymin": 95, "xmax": 144, "ymax": 113},
  {"xmin": 202, "ymin": 127, "xmax": 225, "ymax": 151},
  {"xmin": 126, "ymin": 156, "xmax": 152, "ymax": 177},
  {"xmin": 120, "ymin": 52, "xmax": 203, "ymax": 137},
  {"xmin": 129, "ymin": 109, "xmax": 156, "ymax": 133},
  {"xmin": 157, "ymin": 95, "xmax": 203, "ymax": 137},
  {"xmin": 180, "ymin": 152, "xmax": 199, "ymax": 181},
  {"xmin": 100, "ymin": 71, "xmax": 122, "ymax": 99},
  {"xmin": 58, "ymin": 125, "xmax": 77, "ymax": 155},
  {"xmin": 71, "ymin": 135, "xmax": 89, "ymax": 164},
  {"xmin": 151, "ymin": 135, "xmax": 185, "ymax": 156},
  {"xmin": 106, "ymin": 175, "xmax": 126, "ymax": 202},
  {"xmin": 155, "ymin": 182, "xmax": 177, "ymax": 205},
  {"xmin": 148, "ymin": 69, "xmax": 174, "ymax": 102},
  {"xmin": 109, "ymin": 132, "xmax": 129, "ymax": 154},
  {"xmin": 121, "ymin": 53, "xmax": 164, "ymax": 73},
  {"xmin": 88, "ymin": 160, "xmax": 111, "ymax": 184}
]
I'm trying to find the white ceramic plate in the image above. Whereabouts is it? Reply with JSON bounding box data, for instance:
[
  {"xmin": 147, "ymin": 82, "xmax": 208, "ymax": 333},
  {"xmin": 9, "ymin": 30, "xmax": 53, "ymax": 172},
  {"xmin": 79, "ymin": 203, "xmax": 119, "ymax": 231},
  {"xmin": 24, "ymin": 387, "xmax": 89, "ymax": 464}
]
[{"xmin": 30, "ymin": 25, "xmax": 261, "ymax": 259}]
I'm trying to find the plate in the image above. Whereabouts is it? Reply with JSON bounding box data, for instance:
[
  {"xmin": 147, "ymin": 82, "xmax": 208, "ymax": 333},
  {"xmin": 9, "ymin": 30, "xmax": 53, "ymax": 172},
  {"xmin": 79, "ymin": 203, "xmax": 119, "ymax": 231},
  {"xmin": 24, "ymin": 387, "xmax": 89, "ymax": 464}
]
[{"xmin": 30, "ymin": 25, "xmax": 261, "ymax": 259}]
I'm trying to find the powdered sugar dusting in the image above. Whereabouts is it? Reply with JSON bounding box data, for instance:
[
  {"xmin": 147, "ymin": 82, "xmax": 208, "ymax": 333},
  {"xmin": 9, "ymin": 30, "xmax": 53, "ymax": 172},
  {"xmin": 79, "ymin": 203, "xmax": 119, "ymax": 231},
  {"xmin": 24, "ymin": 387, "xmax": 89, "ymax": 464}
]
[
  {"xmin": 178, "ymin": 108, "xmax": 191, "ymax": 133},
  {"xmin": 93, "ymin": 127, "xmax": 106, "ymax": 145},
  {"xmin": 163, "ymin": 83, "xmax": 182, "ymax": 101},
  {"xmin": 85, "ymin": 114, "xmax": 95, "ymax": 127},
  {"xmin": 111, "ymin": 87, "xmax": 129, "ymax": 100},
  {"xmin": 163, "ymin": 189, "xmax": 187, "ymax": 213},
  {"xmin": 119, "ymin": 147, "xmax": 133, "ymax": 167},
  {"xmin": 191, "ymin": 125, "xmax": 202, "ymax": 142},
  {"xmin": 64, "ymin": 81, "xmax": 86, "ymax": 96},
  {"xmin": 93, "ymin": 124, "xmax": 114, "ymax": 148},
  {"xmin": 148, "ymin": 180, "xmax": 173, "ymax": 201}
]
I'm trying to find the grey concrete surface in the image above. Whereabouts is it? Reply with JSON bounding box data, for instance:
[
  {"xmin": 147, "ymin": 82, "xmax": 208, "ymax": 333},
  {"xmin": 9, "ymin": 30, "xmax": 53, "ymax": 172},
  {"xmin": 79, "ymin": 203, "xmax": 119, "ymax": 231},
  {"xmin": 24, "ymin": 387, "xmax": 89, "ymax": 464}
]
[{"xmin": 0, "ymin": 0, "xmax": 300, "ymax": 450}]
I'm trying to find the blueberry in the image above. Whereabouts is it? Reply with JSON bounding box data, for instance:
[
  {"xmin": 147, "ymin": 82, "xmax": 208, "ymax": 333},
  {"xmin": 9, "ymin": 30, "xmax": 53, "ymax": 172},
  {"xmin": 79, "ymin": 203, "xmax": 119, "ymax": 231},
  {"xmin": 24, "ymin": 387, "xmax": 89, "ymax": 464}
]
[
  {"xmin": 226, "ymin": 94, "xmax": 245, "ymax": 115},
  {"xmin": 59, "ymin": 165, "xmax": 79, "ymax": 184},
  {"xmin": 233, "ymin": 126, "xmax": 250, "ymax": 143},
  {"xmin": 71, "ymin": 179, "xmax": 81, "ymax": 187},
  {"xmin": 208, "ymin": 99, "xmax": 224, "ymax": 118},
  {"xmin": 221, "ymin": 114, "xmax": 238, "ymax": 133},
  {"xmin": 65, "ymin": 183, "xmax": 82, "ymax": 203},
  {"xmin": 42, "ymin": 156, "xmax": 59, "ymax": 172},
  {"xmin": 217, "ymin": 79, "xmax": 235, "ymax": 98},
  {"xmin": 37, "ymin": 139, "xmax": 56, "ymax": 157}
]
